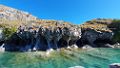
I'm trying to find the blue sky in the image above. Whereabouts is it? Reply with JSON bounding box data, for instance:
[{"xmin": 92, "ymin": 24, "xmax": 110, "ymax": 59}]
[{"xmin": 0, "ymin": 0, "xmax": 120, "ymax": 24}]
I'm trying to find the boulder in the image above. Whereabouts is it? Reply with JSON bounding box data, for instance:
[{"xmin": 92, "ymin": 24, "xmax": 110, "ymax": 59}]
[{"xmin": 82, "ymin": 45, "xmax": 93, "ymax": 49}]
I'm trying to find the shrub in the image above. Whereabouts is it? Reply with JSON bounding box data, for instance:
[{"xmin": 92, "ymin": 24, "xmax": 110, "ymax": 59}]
[
  {"xmin": 108, "ymin": 19, "xmax": 120, "ymax": 31},
  {"xmin": 3, "ymin": 27, "xmax": 17, "ymax": 40},
  {"xmin": 112, "ymin": 31, "xmax": 120, "ymax": 43},
  {"xmin": 108, "ymin": 19, "xmax": 120, "ymax": 42}
]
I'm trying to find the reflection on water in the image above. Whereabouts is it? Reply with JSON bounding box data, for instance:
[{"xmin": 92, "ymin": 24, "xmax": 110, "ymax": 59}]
[{"xmin": 0, "ymin": 48, "xmax": 120, "ymax": 68}]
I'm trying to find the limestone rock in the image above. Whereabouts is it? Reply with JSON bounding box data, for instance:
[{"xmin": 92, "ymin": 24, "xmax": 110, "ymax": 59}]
[
  {"xmin": 80, "ymin": 28, "xmax": 114, "ymax": 47},
  {"xmin": 0, "ymin": 4, "xmax": 37, "ymax": 21},
  {"xmin": 4, "ymin": 25, "xmax": 82, "ymax": 52}
]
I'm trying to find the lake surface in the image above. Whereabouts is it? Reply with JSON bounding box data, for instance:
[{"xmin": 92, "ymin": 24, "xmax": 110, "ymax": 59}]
[{"xmin": 0, "ymin": 48, "xmax": 120, "ymax": 68}]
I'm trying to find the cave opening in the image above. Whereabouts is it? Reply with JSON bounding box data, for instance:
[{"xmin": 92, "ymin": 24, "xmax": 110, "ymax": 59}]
[
  {"xmin": 93, "ymin": 38, "xmax": 113, "ymax": 47},
  {"xmin": 58, "ymin": 38, "xmax": 67, "ymax": 48},
  {"xmin": 38, "ymin": 36, "xmax": 48, "ymax": 51},
  {"xmin": 76, "ymin": 39, "xmax": 89, "ymax": 47}
]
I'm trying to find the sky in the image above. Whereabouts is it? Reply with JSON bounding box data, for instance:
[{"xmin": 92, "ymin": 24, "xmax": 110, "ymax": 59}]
[{"xmin": 0, "ymin": 0, "xmax": 120, "ymax": 24}]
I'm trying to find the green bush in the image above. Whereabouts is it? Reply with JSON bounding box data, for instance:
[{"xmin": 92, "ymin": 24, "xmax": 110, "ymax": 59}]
[
  {"xmin": 108, "ymin": 19, "xmax": 120, "ymax": 42},
  {"xmin": 108, "ymin": 19, "xmax": 120, "ymax": 31},
  {"xmin": 3, "ymin": 27, "xmax": 17, "ymax": 40},
  {"xmin": 112, "ymin": 31, "xmax": 120, "ymax": 43}
]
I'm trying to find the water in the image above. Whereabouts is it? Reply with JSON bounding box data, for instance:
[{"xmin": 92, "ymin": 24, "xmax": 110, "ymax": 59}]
[{"xmin": 0, "ymin": 48, "xmax": 120, "ymax": 68}]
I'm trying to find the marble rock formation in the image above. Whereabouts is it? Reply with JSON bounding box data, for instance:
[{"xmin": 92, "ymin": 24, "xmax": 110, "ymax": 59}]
[
  {"xmin": 3, "ymin": 25, "xmax": 82, "ymax": 52},
  {"xmin": 2, "ymin": 25, "xmax": 116, "ymax": 52},
  {"xmin": 77, "ymin": 28, "xmax": 114, "ymax": 47},
  {"xmin": 60, "ymin": 26, "xmax": 81, "ymax": 49}
]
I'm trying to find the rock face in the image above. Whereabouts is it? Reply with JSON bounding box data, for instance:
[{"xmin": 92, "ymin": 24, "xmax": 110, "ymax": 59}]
[
  {"xmin": 78, "ymin": 28, "xmax": 114, "ymax": 47},
  {"xmin": 60, "ymin": 26, "xmax": 81, "ymax": 48},
  {"xmin": 4, "ymin": 25, "xmax": 81, "ymax": 52},
  {"xmin": 3, "ymin": 25, "xmax": 114, "ymax": 52},
  {"xmin": 0, "ymin": 5, "xmax": 37, "ymax": 21},
  {"xmin": 5, "ymin": 31, "xmax": 35, "ymax": 51}
]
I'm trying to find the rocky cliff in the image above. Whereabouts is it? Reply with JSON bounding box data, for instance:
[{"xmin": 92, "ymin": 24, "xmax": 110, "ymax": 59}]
[
  {"xmin": 0, "ymin": 5, "xmax": 119, "ymax": 52},
  {"xmin": 0, "ymin": 5, "xmax": 37, "ymax": 21}
]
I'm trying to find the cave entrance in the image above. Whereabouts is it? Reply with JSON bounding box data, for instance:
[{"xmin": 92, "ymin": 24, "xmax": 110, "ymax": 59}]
[
  {"xmin": 58, "ymin": 38, "xmax": 67, "ymax": 48},
  {"xmin": 93, "ymin": 39, "xmax": 112, "ymax": 47},
  {"xmin": 76, "ymin": 39, "xmax": 89, "ymax": 47}
]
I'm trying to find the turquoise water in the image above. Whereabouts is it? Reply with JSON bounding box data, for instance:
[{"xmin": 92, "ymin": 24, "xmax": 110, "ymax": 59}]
[{"xmin": 0, "ymin": 48, "xmax": 120, "ymax": 68}]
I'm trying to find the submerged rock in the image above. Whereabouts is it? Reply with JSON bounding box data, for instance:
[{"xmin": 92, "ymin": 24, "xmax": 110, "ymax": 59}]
[
  {"xmin": 109, "ymin": 63, "xmax": 120, "ymax": 68},
  {"xmin": 69, "ymin": 66, "xmax": 85, "ymax": 68}
]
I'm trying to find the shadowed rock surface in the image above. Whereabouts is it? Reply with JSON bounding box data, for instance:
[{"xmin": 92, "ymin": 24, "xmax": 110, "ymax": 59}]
[
  {"xmin": 4, "ymin": 25, "xmax": 82, "ymax": 52},
  {"xmin": 77, "ymin": 28, "xmax": 114, "ymax": 47}
]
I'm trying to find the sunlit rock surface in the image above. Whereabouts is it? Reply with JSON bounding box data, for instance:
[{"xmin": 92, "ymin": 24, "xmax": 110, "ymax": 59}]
[{"xmin": 0, "ymin": 5, "xmax": 37, "ymax": 21}]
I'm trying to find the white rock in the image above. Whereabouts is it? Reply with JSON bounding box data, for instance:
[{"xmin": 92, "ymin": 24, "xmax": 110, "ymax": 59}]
[
  {"xmin": 67, "ymin": 46, "xmax": 71, "ymax": 49},
  {"xmin": 82, "ymin": 45, "xmax": 93, "ymax": 49},
  {"xmin": 72, "ymin": 44, "xmax": 78, "ymax": 49},
  {"xmin": 0, "ymin": 43, "xmax": 5, "ymax": 52},
  {"xmin": 109, "ymin": 63, "xmax": 120, "ymax": 68},
  {"xmin": 69, "ymin": 66, "xmax": 85, "ymax": 68},
  {"xmin": 46, "ymin": 48, "xmax": 54, "ymax": 55}
]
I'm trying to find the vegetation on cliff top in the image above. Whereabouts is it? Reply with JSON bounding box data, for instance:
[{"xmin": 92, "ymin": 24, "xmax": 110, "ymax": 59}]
[
  {"xmin": 80, "ymin": 18, "xmax": 112, "ymax": 32},
  {"xmin": 81, "ymin": 18, "xmax": 120, "ymax": 42},
  {"xmin": 108, "ymin": 19, "xmax": 120, "ymax": 42},
  {"xmin": 0, "ymin": 18, "xmax": 120, "ymax": 43}
]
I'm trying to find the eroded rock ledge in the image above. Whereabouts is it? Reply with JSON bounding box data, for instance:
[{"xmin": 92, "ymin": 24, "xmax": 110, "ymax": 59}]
[
  {"xmin": 4, "ymin": 25, "xmax": 82, "ymax": 52},
  {"xmin": 0, "ymin": 24, "xmax": 115, "ymax": 52}
]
